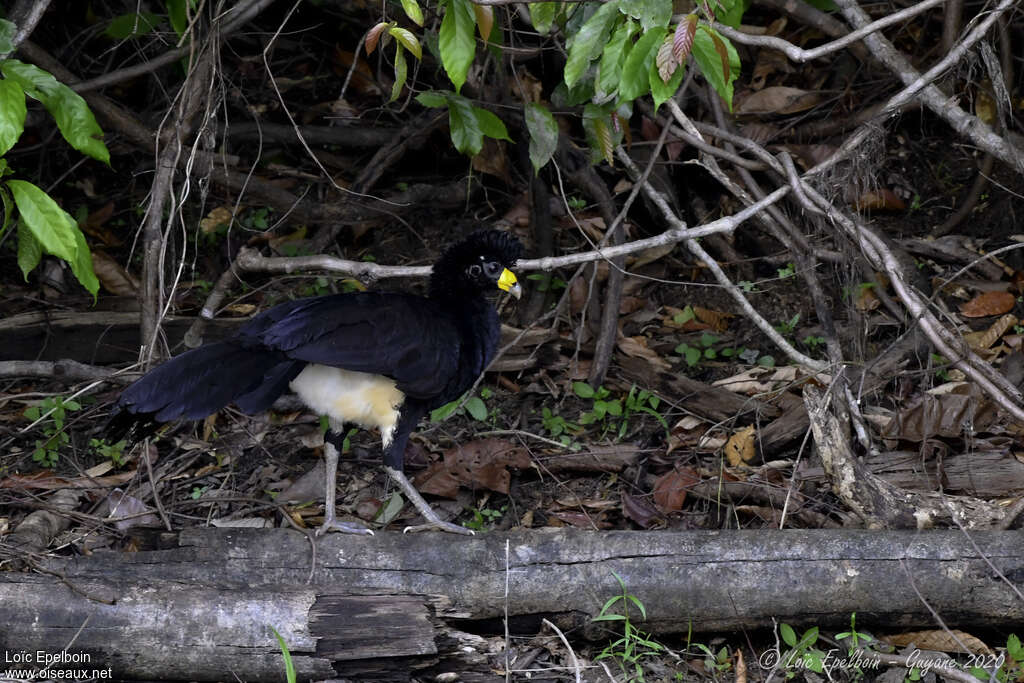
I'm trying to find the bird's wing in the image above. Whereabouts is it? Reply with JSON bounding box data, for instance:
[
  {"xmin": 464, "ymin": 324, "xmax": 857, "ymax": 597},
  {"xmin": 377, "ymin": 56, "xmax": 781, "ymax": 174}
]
[{"xmin": 234, "ymin": 292, "xmax": 461, "ymax": 399}]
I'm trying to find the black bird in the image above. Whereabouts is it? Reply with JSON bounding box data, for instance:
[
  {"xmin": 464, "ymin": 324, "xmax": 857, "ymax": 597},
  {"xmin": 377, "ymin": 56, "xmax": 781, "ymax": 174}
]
[{"xmin": 109, "ymin": 230, "xmax": 523, "ymax": 535}]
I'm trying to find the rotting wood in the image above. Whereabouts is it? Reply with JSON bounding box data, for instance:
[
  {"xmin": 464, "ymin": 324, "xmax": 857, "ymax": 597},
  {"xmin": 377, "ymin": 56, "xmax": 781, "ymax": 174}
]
[{"xmin": 2, "ymin": 527, "xmax": 1022, "ymax": 681}]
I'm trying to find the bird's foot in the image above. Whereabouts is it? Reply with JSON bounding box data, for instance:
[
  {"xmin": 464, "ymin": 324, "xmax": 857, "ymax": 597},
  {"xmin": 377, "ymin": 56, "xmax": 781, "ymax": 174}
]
[
  {"xmin": 402, "ymin": 519, "xmax": 475, "ymax": 535},
  {"xmin": 315, "ymin": 515, "xmax": 374, "ymax": 536}
]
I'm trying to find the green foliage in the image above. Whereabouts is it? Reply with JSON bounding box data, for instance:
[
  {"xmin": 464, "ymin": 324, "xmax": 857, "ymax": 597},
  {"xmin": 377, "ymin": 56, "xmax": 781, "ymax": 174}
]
[
  {"xmin": 777, "ymin": 262, "xmax": 796, "ymax": 279},
  {"xmin": 801, "ymin": 335, "xmax": 825, "ymax": 351},
  {"xmin": 0, "ymin": 32, "xmax": 108, "ymax": 298},
  {"xmin": 464, "ymin": 504, "xmax": 506, "ymax": 531},
  {"xmin": 430, "ymin": 391, "xmax": 491, "ymax": 423},
  {"xmin": 89, "ymin": 437, "xmax": 128, "ymax": 467},
  {"xmin": 572, "ymin": 382, "xmax": 664, "ymax": 440},
  {"xmin": 594, "ymin": 571, "xmax": 664, "ymax": 682},
  {"xmin": 541, "ymin": 406, "xmax": 581, "ymax": 449},
  {"xmin": 105, "ymin": 13, "xmax": 162, "ymax": 39},
  {"xmin": 693, "ymin": 643, "xmax": 733, "ymax": 673},
  {"xmin": 526, "ymin": 272, "xmax": 567, "ymax": 292},
  {"xmin": 416, "ymin": 90, "xmax": 510, "ymax": 157},
  {"xmin": 269, "ymin": 626, "xmax": 297, "ymax": 683},
  {"xmin": 23, "ymin": 396, "xmax": 81, "ymax": 468},
  {"xmin": 524, "ymin": 102, "xmax": 558, "ymax": 174},
  {"xmin": 779, "ymin": 623, "xmax": 827, "ymax": 677},
  {"xmin": 439, "ymin": 0, "xmax": 476, "ymax": 92},
  {"xmin": 774, "ymin": 313, "xmax": 800, "ymax": 337},
  {"xmin": 675, "ymin": 332, "xmax": 720, "ymax": 367}
]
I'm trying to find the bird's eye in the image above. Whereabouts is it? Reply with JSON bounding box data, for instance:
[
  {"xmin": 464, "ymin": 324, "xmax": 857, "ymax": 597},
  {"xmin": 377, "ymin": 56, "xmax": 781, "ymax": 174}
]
[
  {"xmin": 483, "ymin": 261, "xmax": 502, "ymax": 278},
  {"xmin": 468, "ymin": 264, "xmax": 483, "ymax": 278}
]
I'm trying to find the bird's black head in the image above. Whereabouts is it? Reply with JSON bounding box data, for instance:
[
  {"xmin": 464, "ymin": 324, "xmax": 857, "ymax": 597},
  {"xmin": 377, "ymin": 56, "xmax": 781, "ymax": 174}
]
[{"xmin": 430, "ymin": 230, "xmax": 524, "ymax": 300}]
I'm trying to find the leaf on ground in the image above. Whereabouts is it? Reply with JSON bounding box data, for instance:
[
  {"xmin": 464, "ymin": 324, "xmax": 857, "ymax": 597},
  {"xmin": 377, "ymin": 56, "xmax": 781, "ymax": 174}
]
[
  {"xmin": 736, "ymin": 86, "xmax": 823, "ymax": 115},
  {"xmin": 724, "ymin": 424, "xmax": 756, "ymax": 467},
  {"xmin": 92, "ymin": 249, "xmax": 137, "ymax": 296},
  {"xmin": 622, "ymin": 492, "xmax": 663, "ymax": 528},
  {"xmin": 964, "ymin": 313, "xmax": 1017, "ymax": 351},
  {"xmin": 881, "ymin": 630, "xmax": 992, "ymax": 655},
  {"xmin": 652, "ymin": 466, "xmax": 699, "ymax": 512},
  {"xmin": 854, "ymin": 188, "xmax": 907, "ymax": 212},
  {"xmin": 959, "ymin": 290, "xmax": 1016, "ymax": 318},
  {"xmin": 617, "ymin": 335, "xmax": 671, "ymax": 371},
  {"xmin": 713, "ymin": 367, "xmax": 773, "ymax": 394},
  {"xmin": 414, "ymin": 438, "xmax": 530, "ymax": 497},
  {"xmin": 883, "ymin": 385, "xmax": 997, "ymax": 441}
]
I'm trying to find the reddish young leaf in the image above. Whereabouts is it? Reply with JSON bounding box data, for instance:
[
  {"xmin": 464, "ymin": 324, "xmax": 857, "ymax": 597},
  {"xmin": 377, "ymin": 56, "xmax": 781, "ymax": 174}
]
[
  {"xmin": 365, "ymin": 22, "xmax": 389, "ymax": 55},
  {"xmin": 673, "ymin": 15, "xmax": 697, "ymax": 63},
  {"xmin": 656, "ymin": 35, "xmax": 678, "ymax": 83},
  {"xmin": 710, "ymin": 30, "xmax": 730, "ymax": 84}
]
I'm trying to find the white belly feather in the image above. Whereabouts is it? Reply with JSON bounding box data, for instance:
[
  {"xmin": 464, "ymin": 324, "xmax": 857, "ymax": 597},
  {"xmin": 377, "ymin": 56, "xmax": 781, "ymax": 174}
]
[{"xmin": 289, "ymin": 364, "xmax": 405, "ymax": 447}]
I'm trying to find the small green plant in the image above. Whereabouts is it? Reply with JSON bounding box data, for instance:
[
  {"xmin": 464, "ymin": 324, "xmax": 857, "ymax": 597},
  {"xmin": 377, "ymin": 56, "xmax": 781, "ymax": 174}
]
[
  {"xmin": 778, "ymin": 623, "xmax": 827, "ymax": 677},
  {"xmin": 738, "ymin": 280, "xmax": 756, "ymax": 292},
  {"xmin": 675, "ymin": 332, "xmax": 719, "ymax": 368},
  {"xmin": 567, "ymin": 196, "xmax": 587, "ymax": 210},
  {"xmin": 23, "ymin": 396, "xmax": 82, "ymax": 467},
  {"xmin": 621, "ymin": 386, "xmax": 668, "ymax": 439},
  {"xmin": 526, "ymin": 272, "xmax": 567, "ymax": 292},
  {"xmin": 931, "ymin": 353, "xmax": 952, "ymax": 382},
  {"xmin": 465, "ymin": 504, "xmax": 506, "ymax": 531},
  {"xmin": 777, "ymin": 263, "xmax": 796, "ymax": 279},
  {"xmin": 774, "ymin": 313, "xmax": 801, "ymax": 337},
  {"xmin": 801, "ymin": 335, "xmax": 825, "ymax": 351},
  {"xmin": 593, "ymin": 571, "xmax": 664, "ymax": 682},
  {"xmin": 269, "ymin": 626, "xmax": 297, "ymax": 683},
  {"xmin": 430, "ymin": 391, "xmax": 489, "ymax": 422},
  {"xmin": 835, "ymin": 612, "xmax": 872, "ymax": 655},
  {"xmin": 968, "ymin": 633, "xmax": 1023, "ymax": 683},
  {"xmin": 89, "ymin": 437, "xmax": 128, "ymax": 466},
  {"xmin": 693, "ymin": 643, "xmax": 733, "ymax": 673},
  {"xmin": 190, "ymin": 485, "xmax": 209, "ymax": 500},
  {"xmin": 574, "ymin": 382, "xmax": 622, "ymax": 431},
  {"xmin": 541, "ymin": 407, "xmax": 581, "ymax": 449}
]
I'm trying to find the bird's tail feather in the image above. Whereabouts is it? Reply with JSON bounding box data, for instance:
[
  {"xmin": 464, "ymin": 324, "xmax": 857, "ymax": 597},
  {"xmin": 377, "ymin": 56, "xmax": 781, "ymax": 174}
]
[{"xmin": 107, "ymin": 342, "xmax": 302, "ymax": 442}]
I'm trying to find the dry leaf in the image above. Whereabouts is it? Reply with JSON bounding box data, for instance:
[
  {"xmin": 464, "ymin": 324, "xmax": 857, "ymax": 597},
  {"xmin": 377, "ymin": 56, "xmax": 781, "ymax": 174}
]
[
  {"xmin": 724, "ymin": 425, "xmax": 757, "ymax": 466},
  {"xmin": 622, "ymin": 492, "xmax": 663, "ymax": 529},
  {"xmin": 882, "ymin": 630, "xmax": 992, "ymax": 655},
  {"xmin": 92, "ymin": 250, "xmax": 138, "ymax": 297},
  {"xmin": 736, "ymin": 86, "xmax": 823, "ymax": 115},
  {"xmin": 854, "ymin": 189, "xmax": 907, "ymax": 211},
  {"xmin": 414, "ymin": 439, "xmax": 530, "ymax": 497},
  {"xmin": 617, "ymin": 335, "xmax": 671, "ymax": 371},
  {"xmin": 959, "ymin": 291, "xmax": 1016, "ymax": 318},
  {"xmin": 653, "ymin": 466, "xmax": 699, "ymax": 512},
  {"xmin": 200, "ymin": 206, "xmax": 233, "ymax": 234},
  {"xmin": 967, "ymin": 313, "xmax": 1018, "ymax": 351},
  {"xmin": 883, "ymin": 385, "xmax": 997, "ymax": 441}
]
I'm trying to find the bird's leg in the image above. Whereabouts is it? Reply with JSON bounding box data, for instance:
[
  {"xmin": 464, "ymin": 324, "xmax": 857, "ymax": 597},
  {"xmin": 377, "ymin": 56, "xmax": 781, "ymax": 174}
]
[
  {"xmin": 317, "ymin": 431, "xmax": 374, "ymax": 536},
  {"xmin": 384, "ymin": 466, "xmax": 475, "ymax": 535}
]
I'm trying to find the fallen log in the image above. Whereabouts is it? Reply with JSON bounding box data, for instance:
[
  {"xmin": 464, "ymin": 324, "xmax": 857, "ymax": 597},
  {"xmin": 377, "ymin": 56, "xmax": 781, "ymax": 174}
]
[{"xmin": 1, "ymin": 528, "xmax": 1021, "ymax": 681}]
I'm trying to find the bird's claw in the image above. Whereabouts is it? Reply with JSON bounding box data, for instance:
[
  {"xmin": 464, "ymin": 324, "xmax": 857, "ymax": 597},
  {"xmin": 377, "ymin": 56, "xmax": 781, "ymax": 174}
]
[
  {"xmin": 402, "ymin": 520, "xmax": 475, "ymax": 535},
  {"xmin": 316, "ymin": 518, "xmax": 375, "ymax": 536}
]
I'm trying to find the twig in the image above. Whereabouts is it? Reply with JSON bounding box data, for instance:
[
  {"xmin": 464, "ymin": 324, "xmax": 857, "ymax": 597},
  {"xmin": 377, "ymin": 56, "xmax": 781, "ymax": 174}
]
[
  {"xmin": 715, "ymin": 0, "xmax": 945, "ymax": 63},
  {"xmin": 6, "ymin": 0, "xmax": 51, "ymax": 56},
  {"xmin": 541, "ymin": 618, "xmax": 583, "ymax": 683}
]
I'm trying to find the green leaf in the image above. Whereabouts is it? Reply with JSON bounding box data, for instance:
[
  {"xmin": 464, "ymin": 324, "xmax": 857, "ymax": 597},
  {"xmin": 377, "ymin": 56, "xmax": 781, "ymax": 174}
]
[
  {"xmin": 529, "ymin": 2, "xmax": 558, "ymax": 34},
  {"xmin": 400, "ymin": 0, "xmax": 425, "ymax": 26},
  {"xmin": 105, "ymin": 12, "xmax": 162, "ymax": 39},
  {"xmin": 692, "ymin": 24, "xmax": 740, "ymax": 110},
  {"xmin": 431, "ymin": 397, "xmax": 461, "ymax": 421},
  {"xmin": 390, "ymin": 42, "xmax": 407, "ymax": 102},
  {"xmin": 0, "ymin": 79, "xmax": 26, "ymax": 156},
  {"xmin": 446, "ymin": 94, "xmax": 483, "ymax": 156},
  {"xmin": 16, "ymin": 223, "xmax": 42, "ymax": 280},
  {"xmin": 473, "ymin": 106, "xmax": 511, "ymax": 142},
  {"xmin": 619, "ymin": 27, "xmax": 666, "ymax": 101},
  {"xmin": 269, "ymin": 627, "xmax": 297, "ymax": 683},
  {"xmin": 0, "ymin": 19, "xmax": 15, "ymax": 55},
  {"xmin": 416, "ymin": 90, "xmax": 449, "ymax": 108},
  {"xmin": 564, "ymin": 0, "xmax": 621, "ymax": 88},
  {"xmin": 524, "ymin": 102, "xmax": 558, "ymax": 173},
  {"xmin": 573, "ymin": 381, "xmax": 595, "ymax": 399},
  {"xmin": 582, "ymin": 102, "xmax": 621, "ymax": 165},
  {"xmin": 389, "ymin": 26, "xmax": 422, "ymax": 59},
  {"xmin": 780, "ymin": 623, "xmax": 797, "ymax": 647},
  {"xmin": 167, "ymin": 0, "xmax": 189, "ymax": 38},
  {"xmin": 714, "ymin": 0, "xmax": 751, "ymax": 28},
  {"xmin": 620, "ymin": 0, "xmax": 673, "ymax": 30},
  {"xmin": 439, "ymin": 0, "xmax": 476, "ymax": 92},
  {"xmin": 465, "ymin": 396, "xmax": 487, "ymax": 421},
  {"xmin": 8, "ymin": 179, "xmax": 98, "ymax": 297},
  {"xmin": 596, "ymin": 19, "xmax": 637, "ymax": 100},
  {"xmin": 649, "ymin": 42, "xmax": 686, "ymax": 110},
  {"xmin": 0, "ymin": 60, "xmax": 110, "ymax": 164}
]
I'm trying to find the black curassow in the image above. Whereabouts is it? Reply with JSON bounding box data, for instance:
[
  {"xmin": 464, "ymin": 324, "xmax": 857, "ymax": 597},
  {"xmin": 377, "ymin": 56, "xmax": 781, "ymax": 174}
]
[{"xmin": 108, "ymin": 230, "xmax": 523, "ymax": 535}]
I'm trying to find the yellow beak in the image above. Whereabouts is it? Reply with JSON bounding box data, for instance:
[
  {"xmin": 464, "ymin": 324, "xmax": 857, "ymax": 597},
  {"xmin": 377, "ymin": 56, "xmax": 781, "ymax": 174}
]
[{"xmin": 497, "ymin": 268, "xmax": 522, "ymax": 299}]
